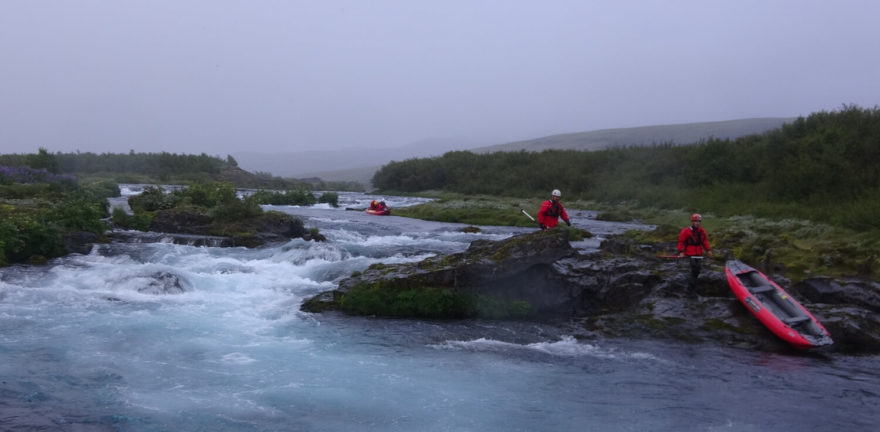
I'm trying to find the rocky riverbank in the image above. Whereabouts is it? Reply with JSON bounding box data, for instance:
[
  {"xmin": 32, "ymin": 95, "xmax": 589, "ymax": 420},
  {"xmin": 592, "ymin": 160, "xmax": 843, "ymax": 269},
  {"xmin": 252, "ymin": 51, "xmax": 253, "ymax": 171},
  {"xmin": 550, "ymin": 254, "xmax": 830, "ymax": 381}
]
[{"xmin": 302, "ymin": 228, "xmax": 880, "ymax": 354}]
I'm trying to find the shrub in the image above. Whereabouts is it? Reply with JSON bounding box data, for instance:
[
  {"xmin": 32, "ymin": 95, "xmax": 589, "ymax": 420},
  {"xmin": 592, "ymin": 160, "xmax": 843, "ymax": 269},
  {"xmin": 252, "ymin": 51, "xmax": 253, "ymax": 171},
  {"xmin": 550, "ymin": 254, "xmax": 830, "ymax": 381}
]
[
  {"xmin": 111, "ymin": 208, "xmax": 153, "ymax": 231},
  {"xmin": 318, "ymin": 192, "xmax": 339, "ymax": 207},
  {"xmin": 128, "ymin": 186, "xmax": 180, "ymax": 212},
  {"xmin": 250, "ymin": 189, "xmax": 317, "ymax": 206},
  {"xmin": 209, "ymin": 195, "xmax": 263, "ymax": 222},
  {"xmin": 0, "ymin": 213, "xmax": 64, "ymax": 264},
  {"xmin": 46, "ymin": 196, "xmax": 108, "ymax": 234}
]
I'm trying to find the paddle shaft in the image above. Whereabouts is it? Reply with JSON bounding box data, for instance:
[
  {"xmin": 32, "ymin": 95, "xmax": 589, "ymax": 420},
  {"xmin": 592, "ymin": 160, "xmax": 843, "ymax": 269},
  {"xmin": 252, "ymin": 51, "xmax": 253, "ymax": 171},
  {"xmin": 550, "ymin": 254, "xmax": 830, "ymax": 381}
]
[
  {"xmin": 660, "ymin": 255, "xmax": 704, "ymax": 260},
  {"xmin": 521, "ymin": 209, "xmax": 537, "ymax": 222}
]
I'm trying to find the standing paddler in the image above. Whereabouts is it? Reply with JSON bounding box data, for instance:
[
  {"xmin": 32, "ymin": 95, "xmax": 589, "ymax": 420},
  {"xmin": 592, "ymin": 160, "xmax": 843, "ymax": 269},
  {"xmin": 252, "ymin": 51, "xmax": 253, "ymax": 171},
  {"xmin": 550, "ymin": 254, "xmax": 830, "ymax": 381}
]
[
  {"xmin": 536, "ymin": 189, "xmax": 571, "ymax": 230},
  {"xmin": 678, "ymin": 213, "xmax": 712, "ymax": 289}
]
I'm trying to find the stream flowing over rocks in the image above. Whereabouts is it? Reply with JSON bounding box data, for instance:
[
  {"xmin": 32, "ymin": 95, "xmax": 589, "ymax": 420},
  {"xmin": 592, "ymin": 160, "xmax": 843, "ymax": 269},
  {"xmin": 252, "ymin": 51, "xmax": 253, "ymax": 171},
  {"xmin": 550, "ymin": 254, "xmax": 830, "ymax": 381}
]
[
  {"xmin": 4, "ymin": 191, "xmax": 878, "ymax": 431},
  {"xmin": 304, "ymin": 228, "xmax": 880, "ymax": 354}
]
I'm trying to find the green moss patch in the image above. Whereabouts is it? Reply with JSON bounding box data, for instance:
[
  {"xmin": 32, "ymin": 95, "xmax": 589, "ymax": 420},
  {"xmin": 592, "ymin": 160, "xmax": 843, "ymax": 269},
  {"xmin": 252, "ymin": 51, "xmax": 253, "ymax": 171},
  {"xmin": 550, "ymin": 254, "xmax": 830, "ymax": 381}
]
[{"xmin": 336, "ymin": 280, "xmax": 537, "ymax": 319}]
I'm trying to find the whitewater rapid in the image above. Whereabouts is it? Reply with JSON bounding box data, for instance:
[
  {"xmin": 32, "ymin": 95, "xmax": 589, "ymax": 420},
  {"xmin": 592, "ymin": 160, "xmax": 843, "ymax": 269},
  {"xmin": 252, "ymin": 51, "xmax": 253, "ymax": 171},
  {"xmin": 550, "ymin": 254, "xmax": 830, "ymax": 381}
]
[{"xmin": 1, "ymin": 191, "xmax": 877, "ymax": 431}]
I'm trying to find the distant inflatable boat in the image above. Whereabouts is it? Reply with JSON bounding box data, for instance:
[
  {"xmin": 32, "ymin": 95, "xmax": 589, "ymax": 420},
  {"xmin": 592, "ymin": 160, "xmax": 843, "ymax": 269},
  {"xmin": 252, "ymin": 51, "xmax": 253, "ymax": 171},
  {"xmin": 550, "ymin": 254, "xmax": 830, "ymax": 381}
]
[{"xmin": 365, "ymin": 208, "xmax": 391, "ymax": 216}]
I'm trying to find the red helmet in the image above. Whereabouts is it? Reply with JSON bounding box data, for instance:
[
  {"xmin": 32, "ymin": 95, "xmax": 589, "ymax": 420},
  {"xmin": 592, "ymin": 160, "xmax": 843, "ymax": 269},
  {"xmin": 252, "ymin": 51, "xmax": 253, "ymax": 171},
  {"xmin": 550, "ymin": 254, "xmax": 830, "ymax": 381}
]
[{"xmin": 691, "ymin": 213, "xmax": 702, "ymax": 222}]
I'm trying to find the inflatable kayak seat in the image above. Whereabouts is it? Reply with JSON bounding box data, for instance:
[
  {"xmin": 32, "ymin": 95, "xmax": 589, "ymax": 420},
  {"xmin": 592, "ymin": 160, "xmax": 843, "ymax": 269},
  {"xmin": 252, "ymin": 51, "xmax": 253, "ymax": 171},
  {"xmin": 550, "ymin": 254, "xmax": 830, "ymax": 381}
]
[
  {"xmin": 750, "ymin": 284, "xmax": 776, "ymax": 294},
  {"xmin": 783, "ymin": 315, "xmax": 811, "ymax": 326}
]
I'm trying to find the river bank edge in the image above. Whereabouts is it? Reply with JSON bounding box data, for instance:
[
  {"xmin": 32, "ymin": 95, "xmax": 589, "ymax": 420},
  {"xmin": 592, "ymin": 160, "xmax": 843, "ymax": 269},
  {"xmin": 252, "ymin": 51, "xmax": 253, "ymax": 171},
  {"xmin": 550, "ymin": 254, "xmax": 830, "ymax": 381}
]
[{"xmin": 301, "ymin": 226, "xmax": 880, "ymax": 355}]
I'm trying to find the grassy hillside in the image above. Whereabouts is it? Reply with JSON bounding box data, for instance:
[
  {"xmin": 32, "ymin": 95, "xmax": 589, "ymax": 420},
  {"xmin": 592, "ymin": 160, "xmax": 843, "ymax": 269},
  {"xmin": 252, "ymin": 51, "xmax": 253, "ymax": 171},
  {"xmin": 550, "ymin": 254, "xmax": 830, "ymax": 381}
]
[
  {"xmin": 233, "ymin": 118, "xmax": 791, "ymax": 186},
  {"xmin": 471, "ymin": 117, "xmax": 794, "ymax": 153},
  {"xmin": 373, "ymin": 106, "xmax": 879, "ymax": 231}
]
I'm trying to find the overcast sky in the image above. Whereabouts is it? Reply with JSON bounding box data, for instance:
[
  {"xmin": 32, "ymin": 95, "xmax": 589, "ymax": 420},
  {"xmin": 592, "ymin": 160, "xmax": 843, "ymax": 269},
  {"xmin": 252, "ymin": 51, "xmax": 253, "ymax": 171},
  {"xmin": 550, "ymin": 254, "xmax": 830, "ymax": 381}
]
[{"xmin": 2, "ymin": 0, "xmax": 879, "ymax": 156}]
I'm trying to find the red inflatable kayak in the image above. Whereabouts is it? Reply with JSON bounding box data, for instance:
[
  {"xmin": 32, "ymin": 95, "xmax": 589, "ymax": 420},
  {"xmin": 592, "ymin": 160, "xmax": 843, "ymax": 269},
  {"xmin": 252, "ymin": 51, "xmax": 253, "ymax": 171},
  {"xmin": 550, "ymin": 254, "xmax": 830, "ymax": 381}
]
[
  {"xmin": 725, "ymin": 260, "xmax": 833, "ymax": 349},
  {"xmin": 365, "ymin": 208, "xmax": 391, "ymax": 216}
]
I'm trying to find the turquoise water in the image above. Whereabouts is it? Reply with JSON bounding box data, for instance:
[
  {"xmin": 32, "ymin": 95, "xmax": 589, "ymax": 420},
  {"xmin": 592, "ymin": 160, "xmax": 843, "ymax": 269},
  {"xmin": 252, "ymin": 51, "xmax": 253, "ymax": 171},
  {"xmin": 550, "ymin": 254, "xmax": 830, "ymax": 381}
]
[{"xmin": 1, "ymin": 194, "xmax": 877, "ymax": 431}]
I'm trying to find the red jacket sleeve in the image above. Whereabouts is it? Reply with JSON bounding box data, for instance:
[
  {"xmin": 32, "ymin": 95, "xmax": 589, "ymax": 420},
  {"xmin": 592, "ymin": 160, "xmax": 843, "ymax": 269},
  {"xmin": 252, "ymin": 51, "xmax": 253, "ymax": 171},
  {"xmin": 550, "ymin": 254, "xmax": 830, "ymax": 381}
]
[
  {"xmin": 677, "ymin": 228, "xmax": 689, "ymax": 253},
  {"xmin": 537, "ymin": 201, "xmax": 552, "ymax": 225}
]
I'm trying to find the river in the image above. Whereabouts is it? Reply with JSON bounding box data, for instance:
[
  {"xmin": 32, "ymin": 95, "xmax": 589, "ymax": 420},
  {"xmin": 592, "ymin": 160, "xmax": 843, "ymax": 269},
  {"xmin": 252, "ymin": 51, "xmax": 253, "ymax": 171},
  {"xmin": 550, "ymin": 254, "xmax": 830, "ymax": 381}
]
[{"xmin": 0, "ymin": 190, "xmax": 877, "ymax": 431}]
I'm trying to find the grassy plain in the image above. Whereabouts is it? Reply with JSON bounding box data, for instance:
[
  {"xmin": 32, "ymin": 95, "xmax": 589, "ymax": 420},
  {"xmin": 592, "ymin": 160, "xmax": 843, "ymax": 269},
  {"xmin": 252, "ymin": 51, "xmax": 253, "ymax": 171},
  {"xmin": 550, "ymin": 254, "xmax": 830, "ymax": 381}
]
[{"xmin": 392, "ymin": 194, "xmax": 880, "ymax": 282}]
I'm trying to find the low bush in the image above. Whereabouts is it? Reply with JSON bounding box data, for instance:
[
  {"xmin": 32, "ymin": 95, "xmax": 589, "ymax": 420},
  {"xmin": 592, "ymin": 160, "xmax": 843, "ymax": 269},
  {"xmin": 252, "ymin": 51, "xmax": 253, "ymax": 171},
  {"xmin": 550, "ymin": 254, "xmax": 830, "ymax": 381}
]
[
  {"xmin": 250, "ymin": 189, "xmax": 316, "ymax": 206},
  {"xmin": 318, "ymin": 192, "xmax": 339, "ymax": 207}
]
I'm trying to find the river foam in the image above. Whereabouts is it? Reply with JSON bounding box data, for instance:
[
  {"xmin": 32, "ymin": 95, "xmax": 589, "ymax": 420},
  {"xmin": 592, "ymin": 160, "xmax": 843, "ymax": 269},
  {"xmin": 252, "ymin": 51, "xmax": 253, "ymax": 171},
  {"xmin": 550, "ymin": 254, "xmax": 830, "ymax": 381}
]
[{"xmin": 1, "ymin": 192, "xmax": 877, "ymax": 432}]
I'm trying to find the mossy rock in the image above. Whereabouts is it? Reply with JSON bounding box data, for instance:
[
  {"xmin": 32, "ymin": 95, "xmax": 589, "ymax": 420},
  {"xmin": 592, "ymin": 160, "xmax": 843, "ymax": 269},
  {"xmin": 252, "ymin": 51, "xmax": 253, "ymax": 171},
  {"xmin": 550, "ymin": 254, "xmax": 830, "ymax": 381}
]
[
  {"xmin": 338, "ymin": 282, "xmax": 472, "ymax": 318},
  {"xmin": 700, "ymin": 318, "xmax": 755, "ymax": 335}
]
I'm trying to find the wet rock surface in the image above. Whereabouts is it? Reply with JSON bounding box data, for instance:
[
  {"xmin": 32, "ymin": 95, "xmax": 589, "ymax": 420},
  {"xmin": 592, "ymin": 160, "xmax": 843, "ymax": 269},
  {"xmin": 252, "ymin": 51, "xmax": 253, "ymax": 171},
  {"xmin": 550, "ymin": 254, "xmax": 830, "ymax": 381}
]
[
  {"xmin": 303, "ymin": 228, "xmax": 880, "ymax": 354},
  {"xmin": 109, "ymin": 208, "xmax": 316, "ymax": 248}
]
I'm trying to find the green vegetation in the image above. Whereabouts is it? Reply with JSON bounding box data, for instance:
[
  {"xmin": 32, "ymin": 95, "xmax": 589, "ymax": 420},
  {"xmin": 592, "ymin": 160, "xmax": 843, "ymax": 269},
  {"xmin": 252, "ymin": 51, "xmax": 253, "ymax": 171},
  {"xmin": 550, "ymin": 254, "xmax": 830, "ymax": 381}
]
[
  {"xmin": 340, "ymin": 282, "xmax": 472, "ymax": 318},
  {"xmin": 620, "ymin": 210, "xmax": 880, "ymax": 281},
  {"xmin": 1, "ymin": 161, "xmax": 115, "ymax": 265},
  {"xmin": 392, "ymin": 194, "xmax": 879, "ymax": 281},
  {"xmin": 0, "ymin": 148, "xmax": 354, "ymax": 265},
  {"xmin": 4, "ymin": 106, "xmax": 878, "ymax": 283},
  {"xmin": 374, "ymin": 105, "xmax": 880, "ymax": 230},
  {"xmin": 124, "ymin": 182, "xmax": 263, "ymax": 223},
  {"xmin": 0, "ymin": 149, "xmax": 343, "ymax": 266},
  {"xmin": 249, "ymin": 189, "xmax": 339, "ymax": 207},
  {"xmin": 0, "ymin": 150, "xmax": 365, "ymax": 191},
  {"xmin": 112, "ymin": 182, "xmax": 319, "ymax": 247},
  {"xmin": 374, "ymin": 106, "xmax": 880, "ymax": 282},
  {"xmin": 336, "ymin": 280, "xmax": 536, "ymax": 319},
  {"xmin": 392, "ymin": 194, "xmax": 540, "ymax": 227}
]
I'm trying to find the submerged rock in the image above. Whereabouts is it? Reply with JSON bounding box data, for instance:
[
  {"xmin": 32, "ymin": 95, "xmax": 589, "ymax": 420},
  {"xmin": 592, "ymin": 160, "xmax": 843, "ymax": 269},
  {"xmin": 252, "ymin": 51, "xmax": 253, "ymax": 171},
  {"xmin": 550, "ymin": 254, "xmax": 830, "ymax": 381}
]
[
  {"xmin": 301, "ymin": 228, "xmax": 880, "ymax": 354},
  {"xmin": 137, "ymin": 271, "xmax": 188, "ymax": 295}
]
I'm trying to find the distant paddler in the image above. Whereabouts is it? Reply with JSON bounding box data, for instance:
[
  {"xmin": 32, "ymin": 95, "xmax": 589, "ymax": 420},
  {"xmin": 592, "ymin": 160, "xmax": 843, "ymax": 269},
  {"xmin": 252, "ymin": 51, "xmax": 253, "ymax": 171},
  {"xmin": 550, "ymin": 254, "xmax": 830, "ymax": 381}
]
[{"xmin": 536, "ymin": 189, "xmax": 571, "ymax": 230}]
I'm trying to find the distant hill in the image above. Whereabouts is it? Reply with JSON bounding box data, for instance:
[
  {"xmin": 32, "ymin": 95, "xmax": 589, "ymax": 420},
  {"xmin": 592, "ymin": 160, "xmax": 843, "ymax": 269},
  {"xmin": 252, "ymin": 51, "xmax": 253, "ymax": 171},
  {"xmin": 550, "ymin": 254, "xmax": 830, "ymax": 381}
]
[
  {"xmin": 470, "ymin": 118, "xmax": 795, "ymax": 153},
  {"xmin": 236, "ymin": 118, "xmax": 795, "ymax": 187},
  {"xmin": 233, "ymin": 137, "xmax": 480, "ymax": 181},
  {"xmin": 294, "ymin": 164, "xmax": 381, "ymax": 190}
]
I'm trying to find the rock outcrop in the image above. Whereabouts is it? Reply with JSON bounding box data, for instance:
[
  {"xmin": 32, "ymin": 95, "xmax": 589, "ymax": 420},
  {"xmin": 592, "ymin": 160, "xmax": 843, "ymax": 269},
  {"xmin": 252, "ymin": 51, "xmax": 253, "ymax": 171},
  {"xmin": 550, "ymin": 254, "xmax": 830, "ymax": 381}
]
[
  {"xmin": 302, "ymin": 228, "xmax": 880, "ymax": 354},
  {"xmin": 138, "ymin": 208, "xmax": 319, "ymax": 247}
]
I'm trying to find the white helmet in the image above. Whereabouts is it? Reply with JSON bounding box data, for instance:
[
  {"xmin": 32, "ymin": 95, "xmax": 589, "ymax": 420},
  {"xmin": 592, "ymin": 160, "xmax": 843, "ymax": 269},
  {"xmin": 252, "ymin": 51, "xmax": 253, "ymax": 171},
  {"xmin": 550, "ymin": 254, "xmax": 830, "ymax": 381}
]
[{"xmin": 551, "ymin": 189, "xmax": 561, "ymax": 197}]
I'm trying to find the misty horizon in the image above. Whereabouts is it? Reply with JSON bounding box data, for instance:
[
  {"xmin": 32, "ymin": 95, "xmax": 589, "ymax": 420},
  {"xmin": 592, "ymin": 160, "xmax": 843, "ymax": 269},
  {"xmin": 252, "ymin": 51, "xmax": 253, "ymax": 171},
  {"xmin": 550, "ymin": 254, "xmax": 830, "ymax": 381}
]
[{"xmin": 3, "ymin": 1, "xmax": 879, "ymax": 157}]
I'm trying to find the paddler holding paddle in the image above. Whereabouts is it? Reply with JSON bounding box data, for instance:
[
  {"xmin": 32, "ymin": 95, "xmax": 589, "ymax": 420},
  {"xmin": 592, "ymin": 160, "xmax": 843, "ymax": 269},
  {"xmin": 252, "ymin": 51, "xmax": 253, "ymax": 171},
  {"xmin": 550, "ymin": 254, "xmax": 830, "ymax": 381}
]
[
  {"xmin": 678, "ymin": 213, "xmax": 712, "ymax": 289},
  {"xmin": 536, "ymin": 189, "xmax": 571, "ymax": 230}
]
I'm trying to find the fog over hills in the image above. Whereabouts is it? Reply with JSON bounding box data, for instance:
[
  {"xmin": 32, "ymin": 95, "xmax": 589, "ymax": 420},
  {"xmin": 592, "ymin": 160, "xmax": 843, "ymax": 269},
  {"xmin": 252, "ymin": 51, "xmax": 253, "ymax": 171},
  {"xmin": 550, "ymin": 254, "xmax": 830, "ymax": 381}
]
[
  {"xmin": 233, "ymin": 137, "xmax": 481, "ymax": 181},
  {"xmin": 234, "ymin": 117, "xmax": 794, "ymax": 187},
  {"xmin": 471, "ymin": 117, "xmax": 795, "ymax": 153}
]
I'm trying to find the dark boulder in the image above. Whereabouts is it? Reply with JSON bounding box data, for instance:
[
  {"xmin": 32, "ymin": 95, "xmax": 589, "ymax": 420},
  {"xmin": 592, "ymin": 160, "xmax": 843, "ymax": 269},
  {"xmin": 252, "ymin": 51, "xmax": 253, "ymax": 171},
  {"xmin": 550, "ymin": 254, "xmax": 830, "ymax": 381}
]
[
  {"xmin": 137, "ymin": 272, "xmax": 188, "ymax": 295},
  {"xmin": 62, "ymin": 231, "xmax": 101, "ymax": 255},
  {"xmin": 792, "ymin": 277, "xmax": 880, "ymax": 312},
  {"xmin": 148, "ymin": 209, "xmax": 213, "ymax": 235},
  {"xmin": 144, "ymin": 208, "xmax": 312, "ymax": 248},
  {"xmin": 306, "ymin": 228, "xmax": 576, "ymax": 318}
]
